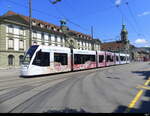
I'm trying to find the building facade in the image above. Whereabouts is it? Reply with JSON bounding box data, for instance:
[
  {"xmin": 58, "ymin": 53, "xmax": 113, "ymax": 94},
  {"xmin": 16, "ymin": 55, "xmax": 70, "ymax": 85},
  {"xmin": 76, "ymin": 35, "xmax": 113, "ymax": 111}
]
[
  {"xmin": 101, "ymin": 24, "xmax": 130, "ymax": 53},
  {"xmin": 0, "ymin": 11, "xmax": 101, "ymax": 68},
  {"xmin": 130, "ymin": 46, "xmax": 150, "ymax": 62}
]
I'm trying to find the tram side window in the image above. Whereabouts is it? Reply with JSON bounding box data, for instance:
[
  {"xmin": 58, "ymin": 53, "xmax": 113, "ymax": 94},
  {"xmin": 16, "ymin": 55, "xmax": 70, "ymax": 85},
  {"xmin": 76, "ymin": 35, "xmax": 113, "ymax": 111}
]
[
  {"xmin": 124, "ymin": 56, "xmax": 126, "ymax": 61},
  {"xmin": 120, "ymin": 56, "xmax": 125, "ymax": 61},
  {"xmin": 33, "ymin": 50, "xmax": 50, "ymax": 66},
  {"xmin": 116, "ymin": 56, "xmax": 119, "ymax": 61},
  {"xmin": 74, "ymin": 54, "xmax": 82, "ymax": 64},
  {"xmin": 54, "ymin": 53, "xmax": 68, "ymax": 65},
  {"xmin": 106, "ymin": 55, "xmax": 111, "ymax": 62},
  {"xmin": 99, "ymin": 55, "xmax": 104, "ymax": 63},
  {"xmin": 111, "ymin": 56, "xmax": 114, "ymax": 62},
  {"xmin": 127, "ymin": 56, "xmax": 129, "ymax": 61},
  {"xmin": 89, "ymin": 55, "xmax": 96, "ymax": 62},
  {"xmin": 74, "ymin": 54, "xmax": 96, "ymax": 64}
]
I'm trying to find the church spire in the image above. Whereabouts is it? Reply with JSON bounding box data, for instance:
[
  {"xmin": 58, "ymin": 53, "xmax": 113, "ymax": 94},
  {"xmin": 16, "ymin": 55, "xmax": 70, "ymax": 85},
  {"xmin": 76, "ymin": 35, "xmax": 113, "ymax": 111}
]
[
  {"xmin": 122, "ymin": 24, "xmax": 127, "ymax": 33},
  {"xmin": 121, "ymin": 24, "xmax": 128, "ymax": 42}
]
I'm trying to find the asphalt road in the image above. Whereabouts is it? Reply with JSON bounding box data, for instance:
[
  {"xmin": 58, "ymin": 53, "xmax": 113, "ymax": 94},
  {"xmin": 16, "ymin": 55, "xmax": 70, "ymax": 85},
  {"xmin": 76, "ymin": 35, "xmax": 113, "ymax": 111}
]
[{"xmin": 0, "ymin": 62, "xmax": 150, "ymax": 113}]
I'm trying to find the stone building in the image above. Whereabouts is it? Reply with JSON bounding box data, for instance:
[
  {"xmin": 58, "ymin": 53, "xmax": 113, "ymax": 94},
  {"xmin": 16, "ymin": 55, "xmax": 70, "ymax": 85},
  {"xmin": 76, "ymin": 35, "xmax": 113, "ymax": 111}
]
[
  {"xmin": 0, "ymin": 11, "xmax": 101, "ymax": 68},
  {"xmin": 101, "ymin": 24, "xmax": 130, "ymax": 53},
  {"xmin": 131, "ymin": 47, "xmax": 150, "ymax": 62}
]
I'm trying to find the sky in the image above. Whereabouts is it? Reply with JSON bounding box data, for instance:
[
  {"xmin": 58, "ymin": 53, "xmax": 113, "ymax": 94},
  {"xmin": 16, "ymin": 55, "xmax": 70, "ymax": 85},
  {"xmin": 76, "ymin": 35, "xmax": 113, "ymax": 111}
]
[{"xmin": 0, "ymin": 0, "xmax": 150, "ymax": 47}]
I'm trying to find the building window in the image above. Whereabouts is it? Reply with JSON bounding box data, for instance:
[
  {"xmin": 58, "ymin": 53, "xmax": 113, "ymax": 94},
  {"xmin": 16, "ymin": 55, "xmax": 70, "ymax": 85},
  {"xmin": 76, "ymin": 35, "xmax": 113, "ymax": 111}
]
[
  {"xmin": 45, "ymin": 25, "xmax": 49, "ymax": 29},
  {"xmin": 48, "ymin": 35, "xmax": 51, "ymax": 45},
  {"xmin": 37, "ymin": 32, "xmax": 41, "ymax": 39},
  {"xmin": 44, "ymin": 34, "xmax": 49, "ymax": 41},
  {"xmin": 19, "ymin": 28, "xmax": 24, "ymax": 35},
  {"xmin": 19, "ymin": 40, "xmax": 24, "ymax": 50},
  {"xmin": 8, "ymin": 39, "xmax": 14, "ymax": 49},
  {"xmin": 8, "ymin": 25, "xmax": 13, "ymax": 33},
  {"xmin": 8, "ymin": 55, "xmax": 14, "ymax": 66},
  {"xmin": 19, "ymin": 55, "xmax": 24, "ymax": 65},
  {"xmin": 41, "ymin": 33, "xmax": 44, "ymax": 41},
  {"xmin": 64, "ymin": 37, "xmax": 66, "ymax": 47},
  {"xmin": 55, "ymin": 36, "xmax": 57, "ymax": 46},
  {"xmin": 33, "ymin": 31, "xmax": 37, "ymax": 38},
  {"xmin": 60, "ymin": 37, "xmax": 63, "ymax": 47},
  {"xmin": 78, "ymin": 43, "xmax": 80, "ymax": 49},
  {"xmin": 51, "ymin": 27, "xmax": 54, "ymax": 31}
]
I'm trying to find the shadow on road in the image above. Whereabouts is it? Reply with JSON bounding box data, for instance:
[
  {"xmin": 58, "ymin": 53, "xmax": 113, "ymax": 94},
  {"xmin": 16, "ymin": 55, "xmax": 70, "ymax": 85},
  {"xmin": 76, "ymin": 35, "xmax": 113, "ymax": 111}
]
[
  {"xmin": 114, "ymin": 70, "xmax": 150, "ymax": 113},
  {"xmin": 113, "ymin": 86, "xmax": 150, "ymax": 113},
  {"xmin": 114, "ymin": 69, "xmax": 150, "ymax": 113},
  {"xmin": 45, "ymin": 90, "xmax": 150, "ymax": 113},
  {"xmin": 132, "ymin": 71, "xmax": 150, "ymax": 80},
  {"xmin": 46, "ymin": 108, "xmax": 90, "ymax": 113}
]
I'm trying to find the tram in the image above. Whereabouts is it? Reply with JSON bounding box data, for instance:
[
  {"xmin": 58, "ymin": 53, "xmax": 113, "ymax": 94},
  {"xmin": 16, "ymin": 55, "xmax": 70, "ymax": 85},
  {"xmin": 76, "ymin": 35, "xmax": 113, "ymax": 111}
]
[{"xmin": 21, "ymin": 45, "xmax": 130, "ymax": 76}]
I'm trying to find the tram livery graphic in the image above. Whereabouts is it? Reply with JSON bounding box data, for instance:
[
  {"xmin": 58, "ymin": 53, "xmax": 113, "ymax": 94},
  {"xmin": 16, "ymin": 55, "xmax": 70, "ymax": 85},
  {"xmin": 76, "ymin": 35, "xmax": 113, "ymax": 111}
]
[{"xmin": 21, "ymin": 45, "xmax": 130, "ymax": 76}]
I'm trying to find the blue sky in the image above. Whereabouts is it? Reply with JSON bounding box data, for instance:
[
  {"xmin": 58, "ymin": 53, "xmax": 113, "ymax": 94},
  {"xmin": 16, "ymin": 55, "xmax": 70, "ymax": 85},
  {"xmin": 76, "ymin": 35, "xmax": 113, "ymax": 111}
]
[{"xmin": 0, "ymin": 0, "xmax": 150, "ymax": 47}]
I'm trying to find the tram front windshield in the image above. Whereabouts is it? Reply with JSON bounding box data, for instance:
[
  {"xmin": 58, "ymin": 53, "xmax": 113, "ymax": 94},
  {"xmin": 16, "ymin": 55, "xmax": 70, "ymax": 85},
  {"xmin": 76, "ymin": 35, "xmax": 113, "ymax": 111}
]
[{"xmin": 22, "ymin": 45, "xmax": 39, "ymax": 65}]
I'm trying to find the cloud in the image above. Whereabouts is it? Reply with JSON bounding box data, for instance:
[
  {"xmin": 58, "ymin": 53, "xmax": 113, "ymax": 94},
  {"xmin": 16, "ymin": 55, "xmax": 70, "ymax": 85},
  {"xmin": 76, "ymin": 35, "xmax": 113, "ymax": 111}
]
[
  {"xmin": 144, "ymin": 45, "xmax": 150, "ymax": 47},
  {"xmin": 138, "ymin": 11, "xmax": 150, "ymax": 17},
  {"xmin": 135, "ymin": 38, "xmax": 148, "ymax": 44},
  {"xmin": 115, "ymin": 0, "xmax": 122, "ymax": 5}
]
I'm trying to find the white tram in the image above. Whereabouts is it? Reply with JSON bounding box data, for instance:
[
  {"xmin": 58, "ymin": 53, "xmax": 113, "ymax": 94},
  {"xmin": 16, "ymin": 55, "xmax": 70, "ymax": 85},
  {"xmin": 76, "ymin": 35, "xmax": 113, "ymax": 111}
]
[
  {"xmin": 21, "ymin": 45, "xmax": 130, "ymax": 76},
  {"xmin": 21, "ymin": 45, "xmax": 71, "ymax": 76}
]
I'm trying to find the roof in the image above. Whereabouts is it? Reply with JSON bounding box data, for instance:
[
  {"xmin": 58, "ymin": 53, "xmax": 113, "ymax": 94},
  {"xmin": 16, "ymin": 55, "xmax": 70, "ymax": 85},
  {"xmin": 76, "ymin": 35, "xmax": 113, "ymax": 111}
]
[
  {"xmin": 2, "ymin": 11, "xmax": 96, "ymax": 41},
  {"xmin": 2, "ymin": 11, "xmax": 61, "ymax": 29},
  {"xmin": 135, "ymin": 48, "xmax": 150, "ymax": 54},
  {"xmin": 101, "ymin": 41, "xmax": 125, "ymax": 51}
]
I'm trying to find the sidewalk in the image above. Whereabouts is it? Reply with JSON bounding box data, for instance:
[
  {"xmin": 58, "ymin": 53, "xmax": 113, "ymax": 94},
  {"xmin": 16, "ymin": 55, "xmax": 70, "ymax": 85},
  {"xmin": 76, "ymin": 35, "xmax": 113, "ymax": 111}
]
[{"xmin": 0, "ymin": 67, "xmax": 20, "ymax": 70}]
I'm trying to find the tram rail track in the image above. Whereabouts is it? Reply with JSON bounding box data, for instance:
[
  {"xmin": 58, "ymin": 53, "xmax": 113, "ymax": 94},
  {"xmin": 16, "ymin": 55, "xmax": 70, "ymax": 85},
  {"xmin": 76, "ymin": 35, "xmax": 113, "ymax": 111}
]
[
  {"xmin": 0, "ymin": 70, "xmax": 99, "ymax": 113},
  {"xmin": 0, "ymin": 67, "xmax": 103, "ymax": 91},
  {"xmin": 0, "ymin": 63, "xmax": 133, "ymax": 92}
]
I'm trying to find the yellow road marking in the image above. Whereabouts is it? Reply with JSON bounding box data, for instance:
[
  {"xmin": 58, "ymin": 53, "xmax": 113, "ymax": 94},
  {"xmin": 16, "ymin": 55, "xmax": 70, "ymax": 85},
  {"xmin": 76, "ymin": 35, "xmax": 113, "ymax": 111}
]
[
  {"xmin": 124, "ymin": 79, "xmax": 150, "ymax": 113},
  {"xmin": 144, "ymin": 80, "xmax": 150, "ymax": 86},
  {"xmin": 136, "ymin": 85, "xmax": 150, "ymax": 90},
  {"xmin": 128, "ymin": 90, "xmax": 144, "ymax": 109}
]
